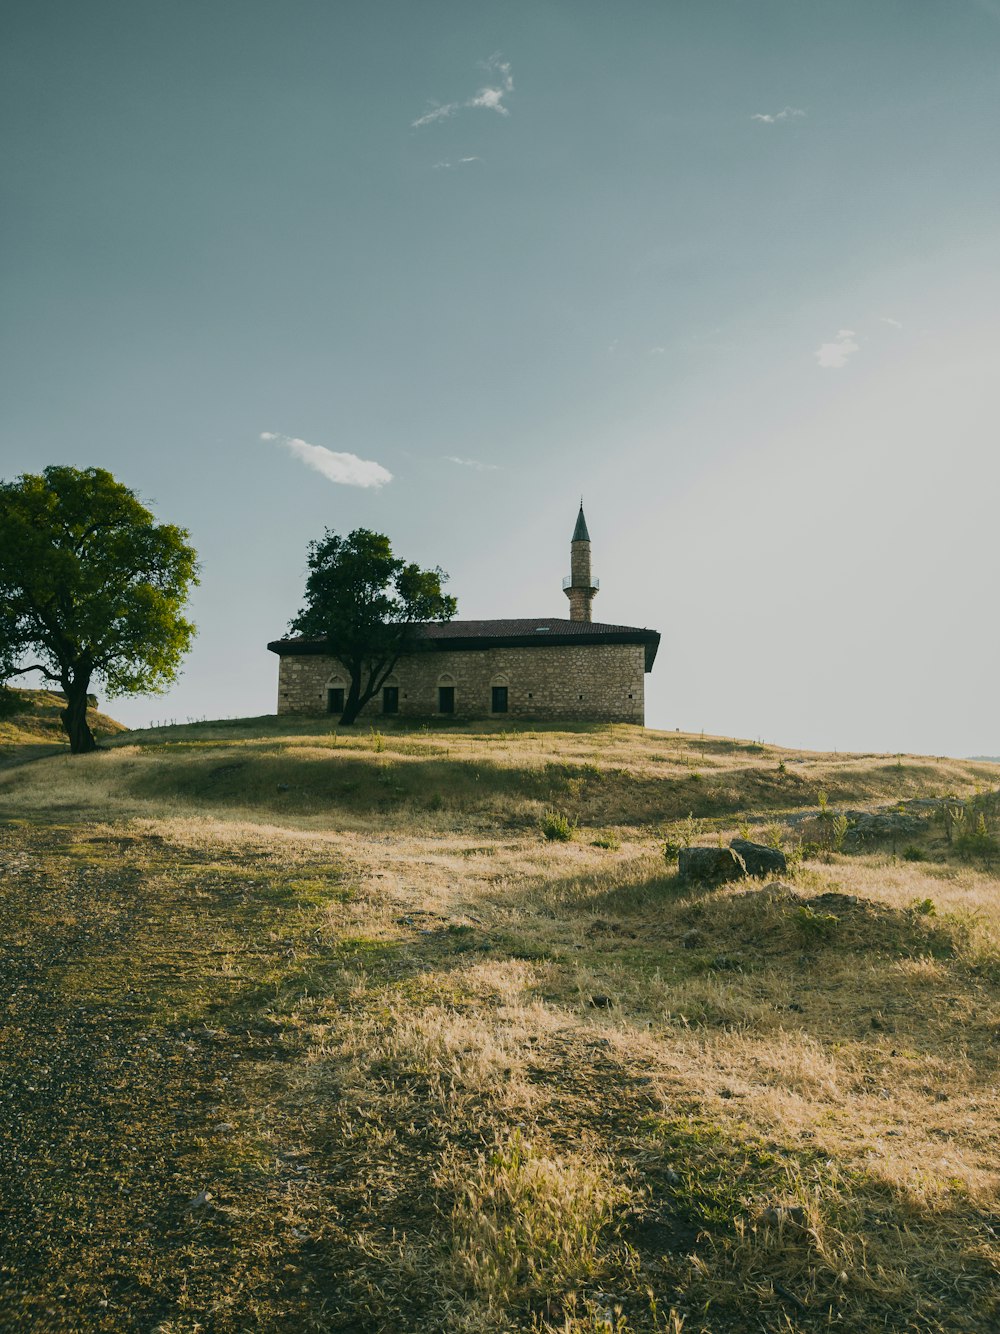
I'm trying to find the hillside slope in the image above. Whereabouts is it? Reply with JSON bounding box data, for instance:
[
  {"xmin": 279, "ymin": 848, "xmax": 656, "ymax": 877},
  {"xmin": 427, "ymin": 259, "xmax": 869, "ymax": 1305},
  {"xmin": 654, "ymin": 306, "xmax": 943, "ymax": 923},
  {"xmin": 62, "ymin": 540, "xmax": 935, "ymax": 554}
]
[
  {"xmin": 1, "ymin": 711, "xmax": 995, "ymax": 829},
  {"xmin": 0, "ymin": 717, "xmax": 997, "ymax": 1333},
  {"xmin": 0, "ymin": 687, "xmax": 126, "ymax": 761}
]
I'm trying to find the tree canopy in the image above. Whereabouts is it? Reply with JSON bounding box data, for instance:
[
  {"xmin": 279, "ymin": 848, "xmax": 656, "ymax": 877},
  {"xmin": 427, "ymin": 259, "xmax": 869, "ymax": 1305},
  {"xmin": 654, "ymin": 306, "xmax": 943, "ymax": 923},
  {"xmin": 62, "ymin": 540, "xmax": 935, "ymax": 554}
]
[
  {"xmin": 290, "ymin": 528, "xmax": 456, "ymax": 724},
  {"xmin": 0, "ymin": 466, "xmax": 199, "ymax": 752}
]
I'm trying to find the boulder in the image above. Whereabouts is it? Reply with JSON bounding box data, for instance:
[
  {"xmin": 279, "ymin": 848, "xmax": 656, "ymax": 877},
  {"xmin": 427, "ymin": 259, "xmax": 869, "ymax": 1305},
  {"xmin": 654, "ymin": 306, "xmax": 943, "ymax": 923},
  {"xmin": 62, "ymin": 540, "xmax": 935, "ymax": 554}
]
[
  {"xmin": 729, "ymin": 839, "xmax": 787, "ymax": 877},
  {"xmin": 678, "ymin": 846, "xmax": 746, "ymax": 885},
  {"xmin": 844, "ymin": 810, "xmax": 927, "ymax": 843}
]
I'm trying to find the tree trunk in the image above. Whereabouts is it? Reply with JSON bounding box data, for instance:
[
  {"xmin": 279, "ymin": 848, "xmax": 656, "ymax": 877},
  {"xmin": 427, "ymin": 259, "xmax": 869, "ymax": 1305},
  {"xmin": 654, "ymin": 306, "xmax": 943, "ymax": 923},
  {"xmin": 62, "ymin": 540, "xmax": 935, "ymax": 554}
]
[
  {"xmin": 339, "ymin": 672, "xmax": 364, "ymax": 726},
  {"xmin": 61, "ymin": 679, "xmax": 97, "ymax": 754},
  {"xmin": 338, "ymin": 657, "xmax": 399, "ymax": 727}
]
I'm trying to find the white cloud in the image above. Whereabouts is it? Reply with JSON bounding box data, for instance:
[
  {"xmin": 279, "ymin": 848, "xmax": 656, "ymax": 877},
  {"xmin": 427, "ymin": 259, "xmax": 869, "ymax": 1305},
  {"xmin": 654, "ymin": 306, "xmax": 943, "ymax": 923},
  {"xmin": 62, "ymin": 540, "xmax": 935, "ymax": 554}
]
[
  {"xmin": 432, "ymin": 156, "xmax": 483, "ymax": 170},
  {"xmin": 412, "ymin": 103, "xmax": 460, "ymax": 129},
  {"xmin": 880, "ymin": 316, "xmax": 903, "ymax": 329},
  {"xmin": 751, "ymin": 106, "xmax": 806, "ymax": 124},
  {"xmin": 468, "ymin": 86, "xmax": 508, "ymax": 114},
  {"xmin": 815, "ymin": 329, "xmax": 860, "ymax": 369},
  {"xmin": 444, "ymin": 455, "xmax": 499, "ymax": 471},
  {"xmin": 413, "ymin": 54, "xmax": 513, "ymax": 129},
  {"xmin": 262, "ymin": 432, "xmax": 392, "ymax": 488}
]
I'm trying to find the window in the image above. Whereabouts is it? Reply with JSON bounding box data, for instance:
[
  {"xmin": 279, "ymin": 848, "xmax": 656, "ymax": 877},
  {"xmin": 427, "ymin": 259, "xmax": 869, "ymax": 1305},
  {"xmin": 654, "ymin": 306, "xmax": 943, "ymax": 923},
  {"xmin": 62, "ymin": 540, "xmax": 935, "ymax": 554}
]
[
  {"xmin": 438, "ymin": 685, "xmax": 455, "ymax": 714},
  {"xmin": 327, "ymin": 687, "xmax": 345, "ymax": 714},
  {"xmin": 383, "ymin": 686, "xmax": 399, "ymax": 714},
  {"xmin": 491, "ymin": 685, "xmax": 508, "ymax": 714}
]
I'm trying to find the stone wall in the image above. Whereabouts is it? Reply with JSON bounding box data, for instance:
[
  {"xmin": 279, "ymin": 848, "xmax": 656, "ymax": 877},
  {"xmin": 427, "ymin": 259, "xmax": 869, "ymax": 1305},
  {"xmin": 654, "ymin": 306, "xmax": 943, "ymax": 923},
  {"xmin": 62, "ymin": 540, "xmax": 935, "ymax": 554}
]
[
  {"xmin": 566, "ymin": 539, "xmax": 596, "ymax": 622},
  {"xmin": 276, "ymin": 642, "xmax": 646, "ymax": 723}
]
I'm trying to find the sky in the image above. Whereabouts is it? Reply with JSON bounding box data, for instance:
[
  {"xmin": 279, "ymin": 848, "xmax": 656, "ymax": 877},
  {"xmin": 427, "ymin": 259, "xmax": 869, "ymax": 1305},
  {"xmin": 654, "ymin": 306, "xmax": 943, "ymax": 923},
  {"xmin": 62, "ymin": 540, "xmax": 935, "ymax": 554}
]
[{"xmin": 3, "ymin": 0, "xmax": 1000, "ymax": 755}]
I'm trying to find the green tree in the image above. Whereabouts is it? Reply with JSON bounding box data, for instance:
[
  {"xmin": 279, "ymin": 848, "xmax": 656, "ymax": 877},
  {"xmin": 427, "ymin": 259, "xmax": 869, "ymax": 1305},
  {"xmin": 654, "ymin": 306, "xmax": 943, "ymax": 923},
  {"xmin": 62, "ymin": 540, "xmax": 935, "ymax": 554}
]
[
  {"xmin": 290, "ymin": 528, "xmax": 456, "ymax": 725},
  {"xmin": 0, "ymin": 466, "xmax": 199, "ymax": 753},
  {"xmin": 0, "ymin": 685, "xmax": 24, "ymax": 721}
]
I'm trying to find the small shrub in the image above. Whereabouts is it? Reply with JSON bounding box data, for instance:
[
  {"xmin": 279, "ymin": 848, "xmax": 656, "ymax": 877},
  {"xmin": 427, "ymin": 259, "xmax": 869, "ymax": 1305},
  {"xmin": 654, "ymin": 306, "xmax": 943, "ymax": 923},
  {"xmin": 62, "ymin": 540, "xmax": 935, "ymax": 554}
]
[
  {"xmin": 784, "ymin": 841, "xmax": 804, "ymax": 873},
  {"xmin": 591, "ymin": 833, "xmax": 621, "ymax": 851},
  {"xmin": 902, "ymin": 845, "xmax": 926, "ymax": 862},
  {"xmin": 426, "ymin": 792, "xmax": 445, "ymax": 811},
  {"xmin": 831, "ymin": 813, "xmax": 849, "ymax": 853},
  {"xmin": 663, "ymin": 814, "xmax": 702, "ymax": 863},
  {"xmin": 955, "ymin": 812, "xmax": 998, "ymax": 863},
  {"xmin": 777, "ymin": 759, "xmax": 787, "ymax": 775},
  {"xmin": 794, "ymin": 904, "xmax": 840, "ymax": 943},
  {"xmin": 943, "ymin": 804, "xmax": 965, "ymax": 845},
  {"xmin": 762, "ymin": 823, "xmax": 784, "ymax": 851},
  {"xmin": 369, "ymin": 726, "xmax": 385, "ymax": 753},
  {"xmin": 910, "ymin": 897, "xmax": 936, "ymax": 916},
  {"xmin": 541, "ymin": 810, "xmax": 577, "ymax": 842}
]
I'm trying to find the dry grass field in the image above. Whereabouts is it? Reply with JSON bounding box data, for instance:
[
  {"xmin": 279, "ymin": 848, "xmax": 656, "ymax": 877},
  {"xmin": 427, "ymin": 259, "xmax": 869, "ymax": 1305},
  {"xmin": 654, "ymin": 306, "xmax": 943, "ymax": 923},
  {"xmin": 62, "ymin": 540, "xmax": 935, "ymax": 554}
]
[
  {"xmin": 1, "ymin": 696, "xmax": 998, "ymax": 1332},
  {"xmin": 0, "ymin": 689, "xmax": 125, "ymax": 756}
]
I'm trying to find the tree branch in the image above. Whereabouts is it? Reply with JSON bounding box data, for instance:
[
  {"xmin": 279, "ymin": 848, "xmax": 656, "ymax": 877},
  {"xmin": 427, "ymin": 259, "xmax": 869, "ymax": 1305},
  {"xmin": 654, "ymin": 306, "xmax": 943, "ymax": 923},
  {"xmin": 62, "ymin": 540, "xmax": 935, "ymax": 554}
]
[{"xmin": 6, "ymin": 663, "xmax": 61, "ymax": 682}]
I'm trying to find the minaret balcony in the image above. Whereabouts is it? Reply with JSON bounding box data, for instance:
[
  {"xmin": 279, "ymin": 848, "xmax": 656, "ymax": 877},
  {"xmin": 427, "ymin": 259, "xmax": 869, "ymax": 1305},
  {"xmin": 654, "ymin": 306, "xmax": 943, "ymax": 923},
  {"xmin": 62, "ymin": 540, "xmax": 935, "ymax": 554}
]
[{"xmin": 563, "ymin": 576, "xmax": 599, "ymax": 591}]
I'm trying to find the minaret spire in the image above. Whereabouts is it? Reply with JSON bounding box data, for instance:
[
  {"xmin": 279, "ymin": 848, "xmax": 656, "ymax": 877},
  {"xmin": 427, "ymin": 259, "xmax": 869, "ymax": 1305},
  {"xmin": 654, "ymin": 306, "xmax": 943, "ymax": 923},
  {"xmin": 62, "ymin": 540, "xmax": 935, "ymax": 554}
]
[{"xmin": 564, "ymin": 500, "xmax": 599, "ymax": 622}]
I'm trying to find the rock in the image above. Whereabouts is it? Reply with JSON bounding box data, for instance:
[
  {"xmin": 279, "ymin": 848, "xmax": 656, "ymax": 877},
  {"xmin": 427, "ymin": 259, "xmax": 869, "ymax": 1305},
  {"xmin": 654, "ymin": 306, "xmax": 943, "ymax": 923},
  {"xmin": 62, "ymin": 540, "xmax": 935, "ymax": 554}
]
[
  {"xmin": 678, "ymin": 846, "xmax": 746, "ymax": 885},
  {"xmin": 678, "ymin": 842, "xmax": 787, "ymax": 884},
  {"xmin": 729, "ymin": 839, "xmax": 787, "ymax": 877},
  {"xmin": 681, "ymin": 928, "xmax": 705, "ymax": 949},
  {"xmin": 844, "ymin": 809, "xmax": 927, "ymax": 843}
]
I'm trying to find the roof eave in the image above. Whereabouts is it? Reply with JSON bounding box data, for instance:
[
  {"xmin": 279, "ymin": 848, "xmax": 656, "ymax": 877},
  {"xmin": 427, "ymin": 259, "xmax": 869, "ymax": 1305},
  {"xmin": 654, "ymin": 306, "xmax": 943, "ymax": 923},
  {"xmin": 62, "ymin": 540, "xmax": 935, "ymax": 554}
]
[{"xmin": 269, "ymin": 630, "xmax": 661, "ymax": 672}]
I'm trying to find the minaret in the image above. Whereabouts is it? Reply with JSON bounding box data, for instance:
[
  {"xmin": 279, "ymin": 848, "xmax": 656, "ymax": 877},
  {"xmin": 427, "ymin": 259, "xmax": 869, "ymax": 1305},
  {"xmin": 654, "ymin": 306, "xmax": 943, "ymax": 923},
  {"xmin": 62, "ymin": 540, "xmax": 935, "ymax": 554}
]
[{"xmin": 563, "ymin": 501, "xmax": 599, "ymax": 622}]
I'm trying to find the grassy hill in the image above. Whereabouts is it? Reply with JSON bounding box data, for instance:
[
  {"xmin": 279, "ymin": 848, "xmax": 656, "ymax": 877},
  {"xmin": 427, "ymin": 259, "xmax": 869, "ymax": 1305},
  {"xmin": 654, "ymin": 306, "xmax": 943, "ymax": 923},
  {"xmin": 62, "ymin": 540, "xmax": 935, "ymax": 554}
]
[
  {"xmin": 0, "ymin": 715, "xmax": 998, "ymax": 1332},
  {"xmin": 0, "ymin": 687, "xmax": 127, "ymax": 758}
]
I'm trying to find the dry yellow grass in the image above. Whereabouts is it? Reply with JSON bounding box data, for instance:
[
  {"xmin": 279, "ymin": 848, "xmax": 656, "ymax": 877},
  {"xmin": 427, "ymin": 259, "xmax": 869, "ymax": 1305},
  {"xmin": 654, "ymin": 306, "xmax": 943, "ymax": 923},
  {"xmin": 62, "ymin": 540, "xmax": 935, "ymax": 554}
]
[
  {"xmin": 0, "ymin": 687, "xmax": 125, "ymax": 755},
  {"xmin": 0, "ymin": 710, "xmax": 998, "ymax": 1331}
]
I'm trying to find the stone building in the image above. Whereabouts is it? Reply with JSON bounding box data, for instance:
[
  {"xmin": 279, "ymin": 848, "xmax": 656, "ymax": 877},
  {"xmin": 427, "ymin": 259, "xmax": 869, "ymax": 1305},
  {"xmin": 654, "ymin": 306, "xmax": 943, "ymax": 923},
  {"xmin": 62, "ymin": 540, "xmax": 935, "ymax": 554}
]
[{"xmin": 267, "ymin": 505, "xmax": 660, "ymax": 723}]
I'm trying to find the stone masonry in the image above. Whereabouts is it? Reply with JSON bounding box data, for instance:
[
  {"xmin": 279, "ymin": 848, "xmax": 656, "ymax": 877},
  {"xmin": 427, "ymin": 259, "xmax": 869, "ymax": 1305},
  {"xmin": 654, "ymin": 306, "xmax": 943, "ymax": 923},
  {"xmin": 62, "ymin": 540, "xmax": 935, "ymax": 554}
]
[
  {"xmin": 277, "ymin": 641, "xmax": 646, "ymax": 722},
  {"xmin": 564, "ymin": 503, "xmax": 599, "ymax": 623}
]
